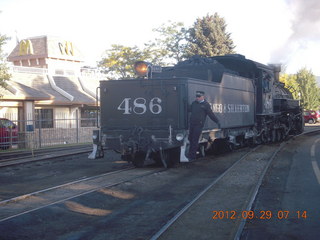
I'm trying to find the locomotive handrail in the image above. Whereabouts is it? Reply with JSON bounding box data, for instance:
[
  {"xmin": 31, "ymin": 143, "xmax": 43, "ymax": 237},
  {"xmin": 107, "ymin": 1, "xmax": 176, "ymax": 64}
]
[{"xmin": 95, "ymin": 87, "xmax": 100, "ymax": 129}]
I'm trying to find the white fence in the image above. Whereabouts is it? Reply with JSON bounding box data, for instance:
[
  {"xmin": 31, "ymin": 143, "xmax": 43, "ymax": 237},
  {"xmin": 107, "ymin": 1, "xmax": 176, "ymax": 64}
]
[{"xmin": 8, "ymin": 65, "xmax": 108, "ymax": 79}]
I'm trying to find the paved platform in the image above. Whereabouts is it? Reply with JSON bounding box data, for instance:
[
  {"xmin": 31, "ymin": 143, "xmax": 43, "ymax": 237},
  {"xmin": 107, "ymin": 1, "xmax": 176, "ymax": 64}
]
[{"xmin": 241, "ymin": 131, "xmax": 320, "ymax": 240}]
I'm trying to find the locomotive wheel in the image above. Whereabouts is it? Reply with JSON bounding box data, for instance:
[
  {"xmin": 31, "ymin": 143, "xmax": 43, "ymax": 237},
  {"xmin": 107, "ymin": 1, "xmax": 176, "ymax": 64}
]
[
  {"xmin": 131, "ymin": 151, "xmax": 146, "ymax": 168},
  {"xmin": 198, "ymin": 144, "xmax": 206, "ymax": 157},
  {"xmin": 152, "ymin": 152, "xmax": 163, "ymax": 166},
  {"xmin": 296, "ymin": 117, "xmax": 304, "ymax": 134},
  {"xmin": 276, "ymin": 130, "xmax": 282, "ymax": 142},
  {"xmin": 212, "ymin": 139, "xmax": 232, "ymax": 154},
  {"xmin": 271, "ymin": 129, "xmax": 277, "ymax": 143},
  {"xmin": 260, "ymin": 132, "xmax": 268, "ymax": 144},
  {"xmin": 204, "ymin": 140, "xmax": 215, "ymax": 155},
  {"xmin": 154, "ymin": 148, "xmax": 179, "ymax": 168},
  {"xmin": 247, "ymin": 137, "xmax": 256, "ymax": 148}
]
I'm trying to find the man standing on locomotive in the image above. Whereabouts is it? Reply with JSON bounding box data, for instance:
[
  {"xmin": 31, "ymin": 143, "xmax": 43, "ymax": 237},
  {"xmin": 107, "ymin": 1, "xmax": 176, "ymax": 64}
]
[{"xmin": 188, "ymin": 91, "xmax": 220, "ymax": 161}]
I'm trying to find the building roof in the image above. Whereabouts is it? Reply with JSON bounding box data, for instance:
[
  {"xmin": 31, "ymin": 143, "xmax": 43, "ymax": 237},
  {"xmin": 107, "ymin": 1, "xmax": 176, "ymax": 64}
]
[
  {"xmin": 53, "ymin": 76, "xmax": 97, "ymax": 104},
  {"xmin": 7, "ymin": 35, "xmax": 84, "ymax": 63},
  {"xmin": 6, "ymin": 71, "xmax": 97, "ymax": 106},
  {"xmin": 4, "ymin": 35, "xmax": 99, "ymax": 107},
  {"xmin": 0, "ymin": 80, "xmax": 51, "ymax": 101}
]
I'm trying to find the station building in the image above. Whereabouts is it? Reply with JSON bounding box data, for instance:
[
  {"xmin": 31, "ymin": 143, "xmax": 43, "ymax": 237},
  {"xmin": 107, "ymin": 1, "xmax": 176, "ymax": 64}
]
[{"xmin": 0, "ymin": 35, "xmax": 103, "ymax": 147}]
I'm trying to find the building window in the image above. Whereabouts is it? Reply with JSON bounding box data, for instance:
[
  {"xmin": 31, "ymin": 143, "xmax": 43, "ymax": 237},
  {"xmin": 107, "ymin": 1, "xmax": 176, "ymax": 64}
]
[
  {"xmin": 81, "ymin": 109, "xmax": 98, "ymax": 127},
  {"xmin": 35, "ymin": 109, "xmax": 53, "ymax": 128}
]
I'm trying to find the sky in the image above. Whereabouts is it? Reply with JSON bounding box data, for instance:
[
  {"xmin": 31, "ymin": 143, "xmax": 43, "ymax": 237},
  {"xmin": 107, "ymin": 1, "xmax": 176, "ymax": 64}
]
[{"xmin": 0, "ymin": 0, "xmax": 319, "ymax": 75}]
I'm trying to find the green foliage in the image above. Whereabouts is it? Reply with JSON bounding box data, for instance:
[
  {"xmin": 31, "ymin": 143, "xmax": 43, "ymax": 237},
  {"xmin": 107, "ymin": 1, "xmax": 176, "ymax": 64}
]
[
  {"xmin": 0, "ymin": 34, "xmax": 11, "ymax": 89},
  {"xmin": 280, "ymin": 68, "xmax": 320, "ymax": 110},
  {"xmin": 186, "ymin": 13, "xmax": 236, "ymax": 57},
  {"xmin": 99, "ymin": 13, "xmax": 236, "ymax": 78},
  {"xmin": 98, "ymin": 45, "xmax": 151, "ymax": 79},
  {"xmin": 295, "ymin": 68, "xmax": 320, "ymax": 110},
  {"xmin": 145, "ymin": 21, "xmax": 188, "ymax": 65},
  {"xmin": 280, "ymin": 73, "xmax": 300, "ymax": 99}
]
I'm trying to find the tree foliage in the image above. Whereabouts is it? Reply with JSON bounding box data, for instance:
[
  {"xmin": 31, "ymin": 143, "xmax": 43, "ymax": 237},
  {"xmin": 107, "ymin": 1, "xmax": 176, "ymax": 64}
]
[
  {"xmin": 186, "ymin": 13, "xmax": 236, "ymax": 57},
  {"xmin": 280, "ymin": 68, "xmax": 320, "ymax": 110},
  {"xmin": 145, "ymin": 21, "xmax": 188, "ymax": 65},
  {"xmin": 99, "ymin": 13, "xmax": 236, "ymax": 78},
  {"xmin": 295, "ymin": 68, "xmax": 320, "ymax": 110},
  {"xmin": 0, "ymin": 34, "xmax": 10, "ymax": 89},
  {"xmin": 98, "ymin": 45, "xmax": 151, "ymax": 79},
  {"xmin": 280, "ymin": 73, "xmax": 300, "ymax": 99}
]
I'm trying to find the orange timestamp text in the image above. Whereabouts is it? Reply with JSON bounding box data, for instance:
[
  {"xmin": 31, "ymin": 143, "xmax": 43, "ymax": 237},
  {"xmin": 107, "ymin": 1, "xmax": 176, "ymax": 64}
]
[{"xmin": 211, "ymin": 210, "xmax": 307, "ymax": 220}]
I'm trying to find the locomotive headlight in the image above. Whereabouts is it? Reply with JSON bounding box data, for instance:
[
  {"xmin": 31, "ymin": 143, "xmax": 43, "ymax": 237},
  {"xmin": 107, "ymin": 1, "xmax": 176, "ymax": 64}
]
[
  {"xmin": 134, "ymin": 61, "xmax": 150, "ymax": 77},
  {"xmin": 176, "ymin": 133, "xmax": 184, "ymax": 141}
]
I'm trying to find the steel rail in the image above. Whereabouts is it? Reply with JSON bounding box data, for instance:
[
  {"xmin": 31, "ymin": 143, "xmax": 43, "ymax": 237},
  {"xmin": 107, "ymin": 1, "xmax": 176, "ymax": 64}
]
[
  {"xmin": 0, "ymin": 166, "xmax": 165, "ymax": 223},
  {"xmin": 150, "ymin": 145, "xmax": 261, "ymax": 240},
  {"xmin": 0, "ymin": 144, "xmax": 91, "ymax": 160},
  {"xmin": 232, "ymin": 128, "xmax": 320, "ymax": 240},
  {"xmin": 150, "ymin": 129, "xmax": 320, "ymax": 240},
  {"xmin": 0, "ymin": 145, "xmax": 93, "ymax": 167}
]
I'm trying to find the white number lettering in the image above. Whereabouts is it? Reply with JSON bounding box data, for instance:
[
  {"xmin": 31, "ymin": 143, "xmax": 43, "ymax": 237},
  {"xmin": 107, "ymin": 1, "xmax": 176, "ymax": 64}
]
[
  {"xmin": 117, "ymin": 97, "xmax": 163, "ymax": 115},
  {"xmin": 133, "ymin": 98, "xmax": 147, "ymax": 114},
  {"xmin": 149, "ymin": 97, "xmax": 162, "ymax": 114},
  {"xmin": 117, "ymin": 98, "xmax": 131, "ymax": 114}
]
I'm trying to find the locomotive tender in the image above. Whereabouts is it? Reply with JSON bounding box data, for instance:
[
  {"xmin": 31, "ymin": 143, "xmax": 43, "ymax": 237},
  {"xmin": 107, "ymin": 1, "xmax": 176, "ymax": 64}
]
[{"xmin": 97, "ymin": 54, "xmax": 303, "ymax": 167}]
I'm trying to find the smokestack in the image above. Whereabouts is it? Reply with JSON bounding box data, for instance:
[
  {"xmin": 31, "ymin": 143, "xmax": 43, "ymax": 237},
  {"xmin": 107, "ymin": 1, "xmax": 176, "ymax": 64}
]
[{"xmin": 268, "ymin": 64, "xmax": 281, "ymax": 82}]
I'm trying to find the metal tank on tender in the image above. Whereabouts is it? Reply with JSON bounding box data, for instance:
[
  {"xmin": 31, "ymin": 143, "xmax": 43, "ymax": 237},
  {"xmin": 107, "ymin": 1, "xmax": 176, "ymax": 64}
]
[{"xmin": 98, "ymin": 56, "xmax": 257, "ymax": 167}]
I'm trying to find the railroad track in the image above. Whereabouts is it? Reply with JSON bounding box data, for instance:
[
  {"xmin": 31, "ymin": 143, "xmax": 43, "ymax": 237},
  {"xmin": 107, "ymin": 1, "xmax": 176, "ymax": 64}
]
[
  {"xmin": 0, "ymin": 166, "xmax": 165, "ymax": 223},
  {"xmin": 1, "ymin": 129, "xmax": 319, "ymax": 239},
  {"xmin": 0, "ymin": 144, "xmax": 93, "ymax": 167},
  {"xmin": 150, "ymin": 130, "xmax": 320, "ymax": 240}
]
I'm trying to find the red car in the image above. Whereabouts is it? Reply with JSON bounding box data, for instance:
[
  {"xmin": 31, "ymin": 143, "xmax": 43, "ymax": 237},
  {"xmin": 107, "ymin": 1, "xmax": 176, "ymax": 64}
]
[
  {"xmin": 0, "ymin": 118, "xmax": 18, "ymax": 149},
  {"xmin": 303, "ymin": 110, "xmax": 320, "ymax": 124}
]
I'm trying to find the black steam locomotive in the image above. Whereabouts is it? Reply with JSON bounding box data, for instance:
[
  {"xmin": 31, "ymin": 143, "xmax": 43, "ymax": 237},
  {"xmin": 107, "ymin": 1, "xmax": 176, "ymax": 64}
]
[{"xmin": 96, "ymin": 54, "xmax": 303, "ymax": 167}]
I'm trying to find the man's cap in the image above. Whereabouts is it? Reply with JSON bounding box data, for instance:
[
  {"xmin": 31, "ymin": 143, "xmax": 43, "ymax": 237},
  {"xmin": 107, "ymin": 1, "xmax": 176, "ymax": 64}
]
[{"xmin": 196, "ymin": 91, "xmax": 205, "ymax": 97}]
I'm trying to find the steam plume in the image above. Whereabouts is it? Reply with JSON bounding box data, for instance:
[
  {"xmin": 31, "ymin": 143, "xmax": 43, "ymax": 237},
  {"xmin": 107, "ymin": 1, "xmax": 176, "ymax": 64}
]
[{"xmin": 270, "ymin": 0, "xmax": 320, "ymax": 71}]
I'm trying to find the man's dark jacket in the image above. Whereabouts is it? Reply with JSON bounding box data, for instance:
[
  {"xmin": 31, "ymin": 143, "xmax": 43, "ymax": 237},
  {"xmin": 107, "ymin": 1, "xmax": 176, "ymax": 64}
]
[{"xmin": 189, "ymin": 100, "xmax": 219, "ymax": 126}]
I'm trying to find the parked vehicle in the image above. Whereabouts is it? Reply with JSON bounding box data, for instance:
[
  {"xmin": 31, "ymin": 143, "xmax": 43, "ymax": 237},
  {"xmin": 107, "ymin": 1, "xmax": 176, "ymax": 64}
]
[
  {"xmin": 0, "ymin": 118, "xmax": 18, "ymax": 149},
  {"xmin": 303, "ymin": 110, "xmax": 320, "ymax": 124}
]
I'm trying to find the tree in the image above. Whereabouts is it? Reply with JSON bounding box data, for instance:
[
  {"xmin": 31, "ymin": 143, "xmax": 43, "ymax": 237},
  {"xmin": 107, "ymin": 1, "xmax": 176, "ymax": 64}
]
[
  {"xmin": 186, "ymin": 13, "xmax": 235, "ymax": 57},
  {"xmin": 145, "ymin": 21, "xmax": 188, "ymax": 65},
  {"xmin": 280, "ymin": 68, "xmax": 320, "ymax": 110},
  {"xmin": 280, "ymin": 73, "xmax": 300, "ymax": 99},
  {"xmin": 98, "ymin": 45, "xmax": 150, "ymax": 79},
  {"xmin": 295, "ymin": 68, "xmax": 320, "ymax": 110},
  {"xmin": 0, "ymin": 34, "xmax": 10, "ymax": 89},
  {"xmin": 99, "ymin": 13, "xmax": 237, "ymax": 77}
]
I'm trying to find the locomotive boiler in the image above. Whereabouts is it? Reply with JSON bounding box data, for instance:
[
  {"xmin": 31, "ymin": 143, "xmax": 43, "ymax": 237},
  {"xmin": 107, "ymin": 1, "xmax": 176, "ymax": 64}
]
[{"xmin": 94, "ymin": 54, "xmax": 303, "ymax": 167}]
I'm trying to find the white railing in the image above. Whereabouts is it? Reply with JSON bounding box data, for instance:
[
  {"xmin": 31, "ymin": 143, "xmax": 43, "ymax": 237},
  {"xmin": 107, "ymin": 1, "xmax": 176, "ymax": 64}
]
[
  {"xmin": 80, "ymin": 71, "xmax": 108, "ymax": 80},
  {"xmin": 8, "ymin": 64, "xmax": 108, "ymax": 79},
  {"xmin": 9, "ymin": 65, "xmax": 48, "ymax": 75}
]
